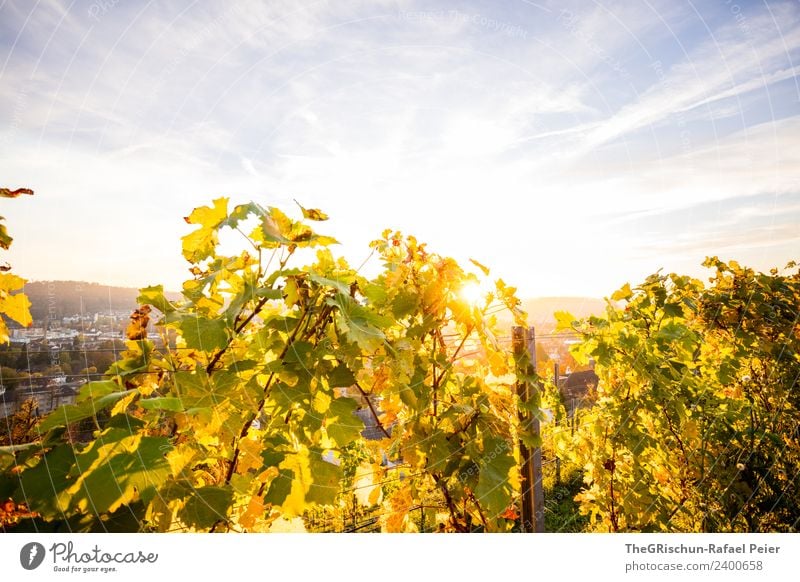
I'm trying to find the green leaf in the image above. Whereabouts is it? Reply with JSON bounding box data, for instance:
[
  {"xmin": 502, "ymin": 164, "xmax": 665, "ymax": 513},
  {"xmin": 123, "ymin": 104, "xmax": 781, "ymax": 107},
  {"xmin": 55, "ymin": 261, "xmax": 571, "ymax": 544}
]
[
  {"xmin": 39, "ymin": 387, "xmax": 130, "ymax": 431},
  {"xmin": 326, "ymin": 398, "xmax": 364, "ymax": 446},
  {"xmin": 655, "ymin": 321, "xmax": 689, "ymax": 342},
  {"xmin": 221, "ymin": 202, "xmax": 263, "ymax": 229},
  {"xmin": 475, "ymin": 437, "xmax": 515, "ymax": 516},
  {"xmin": 139, "ymin": 397, "xmax": 185, "ymax": 412},
  {"xmin": 138, "ymin": 285, "xmax": 176, "ymax": 314},
  {"xmin": 70, "ymin": 433, "xmax": 173, "ymax": 515},
  {"xmin": 179, "ymin": 315, "xmax": 228, "ymax": 350},
  {"xmin": 306, "ymin": 450, "xmax": 342, "ymax": 505},
  {"xmin": 74, "ymin": 380, "xmax": 119, "ymax": 402},
  {"xmin": 330, "ymin": 293, "xmax": 390, "ymax": 351},
  {"xmin": 309, "ymin": 273, "xmax": 351, "ymax": 296},
  {"xmin": 425, "ymin": 431, "xmax": 456, "ymax": 471},
  {"xmin": 392, "ymin": 289, "xmax": 419, "ymax": 319},
  {"xmin": 662, "ymin": 302, "xmax": 683, "ymax": 319},
  {"xmin": 363, "ymin": 283, "xmax": 388, "ymax": 305},
  {"xmin": 264, "ymin": 469, "xmax": 293, "ymax": 507},
  {"xmin": 15, "ymin": 445, "xmax": 75, "ymax": 516},
  {"xmin": 179, "ymin": 485, "xmax": 234, "ymax": 529},
  {"xmin": 328, "ymin": 364, "xmax": 356, "ymax": 388}
]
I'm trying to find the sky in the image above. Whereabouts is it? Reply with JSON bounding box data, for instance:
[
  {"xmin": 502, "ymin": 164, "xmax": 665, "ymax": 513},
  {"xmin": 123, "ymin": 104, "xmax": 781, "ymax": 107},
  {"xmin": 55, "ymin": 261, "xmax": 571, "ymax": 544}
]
[{"xmin": 1, "ymin": 0, "xmax": 799, "ymax": 298}]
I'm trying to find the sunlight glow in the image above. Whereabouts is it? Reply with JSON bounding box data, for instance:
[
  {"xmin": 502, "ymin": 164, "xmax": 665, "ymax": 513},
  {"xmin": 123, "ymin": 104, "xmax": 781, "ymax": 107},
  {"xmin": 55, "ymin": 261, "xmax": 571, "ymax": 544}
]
[{"xmin": 459, "ymin": 281, "xmax": 487, "ymax": 306}]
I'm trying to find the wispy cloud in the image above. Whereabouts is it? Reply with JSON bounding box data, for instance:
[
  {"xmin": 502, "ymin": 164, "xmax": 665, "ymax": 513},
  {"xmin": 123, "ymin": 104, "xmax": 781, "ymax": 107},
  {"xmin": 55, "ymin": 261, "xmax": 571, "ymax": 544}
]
[{"xmin": 1, "ymin": 0, "xmax": 798, "ymax": 297}]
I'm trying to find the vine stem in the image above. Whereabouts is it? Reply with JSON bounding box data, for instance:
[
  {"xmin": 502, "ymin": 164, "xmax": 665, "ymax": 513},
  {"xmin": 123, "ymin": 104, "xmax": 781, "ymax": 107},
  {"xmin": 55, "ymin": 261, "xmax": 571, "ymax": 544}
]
[
  {"xmin": 223, "ymin": 305, "xmax": 312, "ymax": 485},
  {"xmin": 206, "ymin": 295, "xmax": 271, "ymax": 374},
  {"xmin": 608, "ymin": 445, "xmax": 619, "ymax": 532},
  {"xmin": 432, "ymin": 331, "xmax": 438, "ymax": 417},
  {"xmin": 207, "ymin": 248, "xmax": 295, "ymax": 374},
  {"xmin": 432, "ymin": 473, "xmax": 468, "ymax": 532},
  {"xmin": 354, "ymin": 381, "xmax": 391, "ymax": 439},
  {"xmin": 467, "ymin": 490, "xmax": 488, "ymax": 530}
]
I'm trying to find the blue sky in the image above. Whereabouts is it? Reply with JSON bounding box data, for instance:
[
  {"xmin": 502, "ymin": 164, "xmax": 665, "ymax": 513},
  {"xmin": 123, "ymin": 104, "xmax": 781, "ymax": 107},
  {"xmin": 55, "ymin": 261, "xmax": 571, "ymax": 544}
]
[{"xmin": 1, "ymin": 0, "xmax": 799, "ymax": 297}]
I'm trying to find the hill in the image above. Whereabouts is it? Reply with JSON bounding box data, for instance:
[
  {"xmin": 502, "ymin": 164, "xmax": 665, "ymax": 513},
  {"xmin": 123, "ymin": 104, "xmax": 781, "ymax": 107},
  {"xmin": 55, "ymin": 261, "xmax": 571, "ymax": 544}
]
[
  {"xmin": 20, "ymin": 281, "xmax": 606, "ymax": 332},
  {"xmin": 493, "ymin": 296, "xmax": 608, "ymax": 332},
  {"xmin": 523, "ymin": 296, "xmax": 608, "ymax": 331},
  {"xmin": 21, "ymin": 281, "xmax": 180, "ymax": 321}
]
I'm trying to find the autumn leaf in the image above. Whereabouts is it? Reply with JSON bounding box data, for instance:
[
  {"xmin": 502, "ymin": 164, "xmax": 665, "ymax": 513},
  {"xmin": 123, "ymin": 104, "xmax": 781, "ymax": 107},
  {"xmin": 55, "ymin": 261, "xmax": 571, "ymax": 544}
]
[
  {"xmin": 294, "ymin": 199, "xmax": 329, "ymax": 221},
  {"xmin": 125, "ymin": 305, "xmax": 151, "ymax": 340},
  {"xmin": 0, "ymin": 187, "xmax": 34, "ymax": 198}
]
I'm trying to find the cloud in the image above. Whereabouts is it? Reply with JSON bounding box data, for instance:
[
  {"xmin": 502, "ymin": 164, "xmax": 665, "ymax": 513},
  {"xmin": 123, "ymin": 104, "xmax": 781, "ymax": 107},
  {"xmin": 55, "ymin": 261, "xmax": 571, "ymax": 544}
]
[
  {"xmin": 1, "ymin": 0, "xmax": 798, "ymax": 297},
  {"xmin": 528, "ymin": 4, "xmax": 800, "ymax": 160}
]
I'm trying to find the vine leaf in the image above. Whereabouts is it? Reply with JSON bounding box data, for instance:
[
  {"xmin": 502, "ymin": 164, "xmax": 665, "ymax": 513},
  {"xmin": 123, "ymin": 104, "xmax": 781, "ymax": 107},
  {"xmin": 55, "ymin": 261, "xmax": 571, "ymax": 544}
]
[
  {"xmin": 70, "ymin": 432, "xmax": 173, "ymax": 515},
  {"xmin": 325, "ymin": 398, "xmax": 364, "ymax": 446},
  {"xmin": 474, "ymin": 437, "xmax": 516, "ymax": 517},
  {"xmin": 182, "ymin": 197, "xmax": 228, "ymax": 262},
  {"xmin": 179, "ymin": 485, "xmax": 234, "ymax": 529},
  {"xmin": 295, "ymin": 200, "xmax": 329, "ymax": 221},
  {"xmin": 178, "ymin": 315, "xmax": 228, "ymax": 350},
  {"xmin": 0, "ymin": 188, "xmax": 34, "ymax": 198},
  {"xmin": 39, "ymin": 383, "xmax": 130, "ymax": 431}
]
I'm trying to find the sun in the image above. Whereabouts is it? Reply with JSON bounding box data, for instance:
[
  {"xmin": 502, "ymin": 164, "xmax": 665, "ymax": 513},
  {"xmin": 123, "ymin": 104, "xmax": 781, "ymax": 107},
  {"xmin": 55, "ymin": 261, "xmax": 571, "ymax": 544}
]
[{"xmin": 458, "ymin": 281, "xmax": 486, "ymax": 306}]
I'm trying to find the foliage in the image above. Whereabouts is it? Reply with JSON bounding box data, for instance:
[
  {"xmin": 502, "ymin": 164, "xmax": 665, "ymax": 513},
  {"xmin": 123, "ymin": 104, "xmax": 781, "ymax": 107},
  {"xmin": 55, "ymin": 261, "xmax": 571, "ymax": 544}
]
[
  {"xmin": 557, "ymin": 259, "xmax": 800, "ymax": 532},
  {"xmin": 2, "ymin": 198, "xmax": 530, "ymax": 532},
  {"xmin": 0, "ymin": 187, "xmax": 33, "ymax": 344}
]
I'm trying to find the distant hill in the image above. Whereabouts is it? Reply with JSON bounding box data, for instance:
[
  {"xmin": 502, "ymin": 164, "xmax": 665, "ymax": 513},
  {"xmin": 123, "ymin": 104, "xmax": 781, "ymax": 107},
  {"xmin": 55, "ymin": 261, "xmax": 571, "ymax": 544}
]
[
  {"xmin": 22, "ymin": 281, "xmax": 180, "ymax": 321},
  {"xmin": 20, "ymin": 281, "xmax": 606, "ymax": 333},
  {"xmin": 524, "ymin": 297, "xmax": 608, "ymax": 329},
  {"xmin": 495, "ymin": 296, "xmax": 608, "ymax": 332}
]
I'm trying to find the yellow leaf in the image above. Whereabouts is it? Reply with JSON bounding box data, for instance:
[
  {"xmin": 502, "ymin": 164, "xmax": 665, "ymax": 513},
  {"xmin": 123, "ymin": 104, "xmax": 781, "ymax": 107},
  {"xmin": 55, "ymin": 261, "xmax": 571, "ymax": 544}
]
[
  {"xmin": 312, "ymin": 391, "xmax": 332, "ymax": 414},
  {"xmin": 181, "ymin": 198, "xmax": 228, "ymax": 262},
  {"xmin": 488, "ymin": 350, "xmax": 507, "ymax": 376},
  {"xmin": 353, "ymin": 462, "xmax": 382, "ymax": 507},
  {"xmin": 469, "ymin": 258, "xmax": 490, "ymax": 276},
  {"xmin": 611, "ymin": 283, "xmax": 633, "ymax": 302},
  {"xmin": 0, "ymin": 272, "xmax": 25, "ymax": 292},
  {"xmin": 295, "ymin": 200, "xmax": 329, "ymax": 221},
  {"xmin": 554, "ymin": 310, "xmax": 576, "ymax": 331},
  {"xmin": 186, "ymin": 197, "xmax": 228, "ymax": 228},
  {"xmin": 0, "ymin": 273, "xmax": 31, "ymax": 327},
  {"xmin": 653, "ymin": 466, "xmax": 670, "ymax": 485},
  {"xmin": 279, "ymin": 454, "xmax": 311, "ymax": 516},
  {"xmin": 238, "ymin": 495, "xmax": 266, "ymax": 529},
  {"xmin": 197, "ymin": 434, "xmax": 220, "ymax": 448},
  {"xmin": 382, "ymin": 485, "xmax": 413, "ymax": 532},
  {"xmin": 167, "ymin": 444, "xmax": 198, "ymax": 475},
  {"xmin": 237, "ymin": 437, "xmax": 264, "ymax": 474}
]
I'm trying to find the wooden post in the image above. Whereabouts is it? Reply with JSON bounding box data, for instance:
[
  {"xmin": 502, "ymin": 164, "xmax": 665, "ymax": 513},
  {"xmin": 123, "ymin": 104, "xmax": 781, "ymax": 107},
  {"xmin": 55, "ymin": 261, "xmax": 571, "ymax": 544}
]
[
  {"xmin": 554, "ymin": 361, "xmax": 561, "ymax": 486},
  {"xmin": 352, "ymin": 493, "xmax": 357, "ymax": 531},
  {"xmin": 526, "ymin": 327, "xmax": 545, "ymax": 532},
  {"xmin": 513, "ymin": 326, "xmax": 535, "ymax": 532}
]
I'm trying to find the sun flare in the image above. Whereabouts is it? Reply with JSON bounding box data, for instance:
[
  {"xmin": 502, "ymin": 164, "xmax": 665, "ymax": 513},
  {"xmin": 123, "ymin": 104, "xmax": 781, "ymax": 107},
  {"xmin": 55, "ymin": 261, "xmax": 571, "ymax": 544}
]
[{"xmin": 458, "ymin": 281, "xmax": 486, "ymax": 306}]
